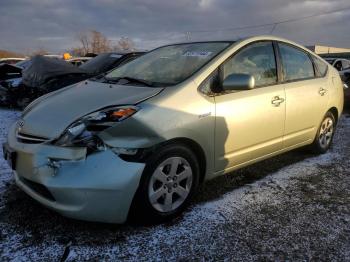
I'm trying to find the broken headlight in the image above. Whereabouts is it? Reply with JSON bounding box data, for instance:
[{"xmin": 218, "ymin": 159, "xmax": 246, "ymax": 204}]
[{"xmin": 54, "ymin": 106, "xmax": 139, "ymax": 149}]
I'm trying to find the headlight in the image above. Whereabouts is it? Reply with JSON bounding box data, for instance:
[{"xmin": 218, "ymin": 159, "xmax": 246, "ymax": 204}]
[{"xmin": 54, "ymin": 106, "xmax": 139, "ymax": 148}]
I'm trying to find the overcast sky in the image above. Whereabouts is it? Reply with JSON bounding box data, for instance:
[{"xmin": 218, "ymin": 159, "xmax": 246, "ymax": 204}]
[{"xmin": 1, "ymin": 0, "xmax": 350, "ymax": 54}]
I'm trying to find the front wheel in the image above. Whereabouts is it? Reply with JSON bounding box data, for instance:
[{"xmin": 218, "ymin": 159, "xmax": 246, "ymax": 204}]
[
  {"xmin": 129, "ymin": 144, "xmax": 200, "ymax": 224},
  {"xmin": 310, "ymin": 112, "xmax": 336, "ymax": 154}
]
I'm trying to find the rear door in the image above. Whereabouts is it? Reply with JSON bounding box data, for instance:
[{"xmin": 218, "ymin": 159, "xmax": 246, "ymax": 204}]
[{"xmin": 277, "ymin": 42, "xmax": 330, "ymax": 148}]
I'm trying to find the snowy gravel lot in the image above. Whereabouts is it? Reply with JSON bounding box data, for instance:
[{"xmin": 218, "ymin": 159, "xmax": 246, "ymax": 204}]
[{"xmin": 0, "ymin": 107, "xmax": 350, "ymax": 261}]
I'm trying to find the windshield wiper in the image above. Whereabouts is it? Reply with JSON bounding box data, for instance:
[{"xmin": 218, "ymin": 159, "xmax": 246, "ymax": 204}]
[{"xmin": 103, "ymin": 76, "xmax": 154, "ymax": 87}]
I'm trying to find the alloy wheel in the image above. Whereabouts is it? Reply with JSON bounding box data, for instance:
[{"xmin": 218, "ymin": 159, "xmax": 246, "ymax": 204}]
[
  {"xmin": 148, "ymin": 157, "xmax": 193, "ymax": 213},
  {"xmin": 318, "ymin": 117, "xmax": 334, "ymax": 149}
]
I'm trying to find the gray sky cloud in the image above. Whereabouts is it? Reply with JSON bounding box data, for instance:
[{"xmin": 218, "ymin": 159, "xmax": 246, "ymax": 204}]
[{"xmin": 0, "ymin": 0, "xmax": 349, "ymax": 54}]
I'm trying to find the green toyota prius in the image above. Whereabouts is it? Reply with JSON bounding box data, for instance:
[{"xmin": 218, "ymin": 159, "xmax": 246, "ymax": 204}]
[{"xmin": 3, "ymin": 36, "xmax": 344, "ymax": 223}]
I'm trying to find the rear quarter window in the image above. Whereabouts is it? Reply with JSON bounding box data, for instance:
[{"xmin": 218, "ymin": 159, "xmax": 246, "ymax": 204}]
[{"xmin": 312, "ymin": 56, "xmax": 328, "ymax": 77}]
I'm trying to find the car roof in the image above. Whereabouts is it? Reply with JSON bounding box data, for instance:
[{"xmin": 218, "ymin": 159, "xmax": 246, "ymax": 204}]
[
  {"xmin": 156, "ymin": 35, "xmax": 310, "ymax": 51},
  {"xmin": 155, "ymin": 36, "xmax": 320, "ymax": 58}
]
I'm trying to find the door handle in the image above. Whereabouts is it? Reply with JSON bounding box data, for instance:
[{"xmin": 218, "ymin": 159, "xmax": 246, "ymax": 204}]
[
  {"xmin": 271, "ymin": 96, "xmax": 285, "ymax": 107},
  {"xmin": 319, "ymin": 87, "xmax": 327, "ymax": 96}
]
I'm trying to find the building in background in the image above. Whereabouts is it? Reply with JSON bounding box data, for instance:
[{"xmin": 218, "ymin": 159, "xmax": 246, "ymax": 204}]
[{"xmin": 307, "ymin": 45, "xmax": 350, "ymax": 59}]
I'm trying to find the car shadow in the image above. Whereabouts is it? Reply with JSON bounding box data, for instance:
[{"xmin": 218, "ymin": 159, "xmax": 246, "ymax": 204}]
[{"xmin": 193, "ymin": 148, "xmax": 314, "ymax": 205}]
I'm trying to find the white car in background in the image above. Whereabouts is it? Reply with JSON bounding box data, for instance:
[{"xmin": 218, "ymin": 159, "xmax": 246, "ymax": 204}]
[
  {"xmin": 324, "ymin": 57, "xmax": 350, "ymax": 106},
  {"xmin": 0, "ymin": 58, "xmax": 25, "ymax": 65},
  {"xmin": 324, "ymin": 58, "xmax": 350, "ymax": 72}
]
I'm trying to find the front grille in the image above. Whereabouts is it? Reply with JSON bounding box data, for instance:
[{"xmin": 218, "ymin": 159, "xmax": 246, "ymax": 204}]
[
  {"xmin": 19, "ymin": 176, "xmax": 56, "ymax": 201},
  {"xmin": 17, "ymin": 132, "xmax": 49, "ymax": 144}
]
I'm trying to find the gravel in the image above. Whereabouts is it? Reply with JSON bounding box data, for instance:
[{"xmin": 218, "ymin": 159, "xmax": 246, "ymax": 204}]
[{"xmin": 0, "ymin": 107, "xmax": 349, "ymax": 261}]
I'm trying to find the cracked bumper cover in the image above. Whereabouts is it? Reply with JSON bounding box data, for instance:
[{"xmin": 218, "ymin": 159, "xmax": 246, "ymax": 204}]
[{"xmin": 6, "ymin": 124, "xmax": 145, "ymax": 223}]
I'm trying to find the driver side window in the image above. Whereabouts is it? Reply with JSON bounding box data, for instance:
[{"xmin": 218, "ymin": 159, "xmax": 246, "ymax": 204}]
[{"xmin": 221, "ymin": 42, "xmax": 277, "ymax": 87}]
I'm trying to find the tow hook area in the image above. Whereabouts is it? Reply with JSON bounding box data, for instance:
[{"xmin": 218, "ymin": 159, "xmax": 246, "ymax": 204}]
[{"xmin": 47, "ymin": 159, "xmax": 61, "ymax": 176}]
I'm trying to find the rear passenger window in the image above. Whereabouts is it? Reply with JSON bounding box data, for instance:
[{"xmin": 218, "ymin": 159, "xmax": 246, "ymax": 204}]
[
  {"xmin": 279, "ymin": 43, "xmax": 314, "ymax": 81},
  {"xmin": 222, "ymin": 42, "xmax": 277, "ymax": 87},
  {"xmin": 312, "ymin": 56, "xmax": 328, "ymax": 77}
]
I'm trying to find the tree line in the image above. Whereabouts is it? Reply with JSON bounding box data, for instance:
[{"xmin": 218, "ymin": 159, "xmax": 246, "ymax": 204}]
[
  {"xmin": 71, "ymin": 30, "xmax": 136, "ymax": 56},
  {"xmin": 1, "ymin": 30, "xmax": 137, "ymax": 58}
]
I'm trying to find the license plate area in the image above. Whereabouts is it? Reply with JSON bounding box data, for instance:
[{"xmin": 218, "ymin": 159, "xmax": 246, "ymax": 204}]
[{"xmin": 2, "ymin": 143, "xmax": 17, "ymax": 170}]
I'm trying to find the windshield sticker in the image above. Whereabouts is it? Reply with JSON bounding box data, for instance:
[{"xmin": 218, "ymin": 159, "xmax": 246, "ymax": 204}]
[
  {"xmin": 182, "ymin": 51, "xmax": 213, "ymax": 58},
  {"xmin": 110, "ymin": 54, "xmax": 122, "ymax": 58}
]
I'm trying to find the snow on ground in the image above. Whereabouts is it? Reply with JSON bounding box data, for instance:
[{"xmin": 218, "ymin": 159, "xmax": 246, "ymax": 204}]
[
  {"xmin": 0, "ymin": 109, "xmax": 19, "ymax": 196},
  {"xmin": 0, "ymin": 108, "xmax": 350, "ymax": 261}
]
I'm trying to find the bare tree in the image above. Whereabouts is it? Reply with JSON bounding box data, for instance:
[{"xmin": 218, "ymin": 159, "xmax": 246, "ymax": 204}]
[
  {"xmin": 78, "ymin": 32, "xmax": 90, "ymax": 54},
  {"xmin": 70, "ymin": 47, "xmax": 85, "ymax": 57},
  {"xmin": 116, "ymin": 37, "xmax": 135, "ymax": 51},
  {"xmin": 72, "ymin": 30, "xmax": 136, "ymax": 56},
  {"xmin": 75, "ymin": 30, "xmax": 112, "ymax": 55}
]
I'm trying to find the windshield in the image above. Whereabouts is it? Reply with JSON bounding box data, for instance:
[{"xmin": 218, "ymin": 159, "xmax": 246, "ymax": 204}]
[
  {"xmin": 80, "ymin": 53, "xmax": 122, "ymax": 74},
  {"xmin": 105, "ymin": 42, "xmax": 231, "ymax": 86}
]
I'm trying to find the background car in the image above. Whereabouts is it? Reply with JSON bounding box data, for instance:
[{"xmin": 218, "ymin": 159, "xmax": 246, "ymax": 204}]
[
  {"xmin": 67, "ymin": 57, "xmax": 92, "ymax": 66},
  {"xmin": 325, "ymin": 57, "xmax": 350, "ymax": 72},
  {"xmin": 0, "ymin": 52, "xmax": 144, "ymax": 108},
  {"xmin": 324, "ymin": 58, "xmax": 349, "ymax": 106},
  {"xmin": 342, "ymin": 70, "xmax": 350, "ymax": 107},
  {"xmin": 0, "ymin": 57, "xmax": 25, "ymax": 65}
]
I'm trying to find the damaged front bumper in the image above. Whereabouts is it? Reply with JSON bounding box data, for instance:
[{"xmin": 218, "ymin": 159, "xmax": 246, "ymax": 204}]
[{"xmin": 5, "ymin": 123, "xmax": 145, "ymax": 223}]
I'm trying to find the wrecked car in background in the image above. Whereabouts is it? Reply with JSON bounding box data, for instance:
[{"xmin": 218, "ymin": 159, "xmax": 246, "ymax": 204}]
[
  {"xmin": 0, "ymin": 52, "xmax": 144, "ymax": 108},
  {"xmin": 0, "ymin": 63, "xmax": 23, "ymax": 81},
  {"xmin": 0, "ymin": 61, "xmax": 29, "ymax": 106}
]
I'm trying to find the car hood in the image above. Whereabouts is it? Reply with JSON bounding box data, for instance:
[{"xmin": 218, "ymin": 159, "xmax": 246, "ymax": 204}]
[{"xmin": 20, "ymin": 80, "xmax": 163, "ymax": 139}]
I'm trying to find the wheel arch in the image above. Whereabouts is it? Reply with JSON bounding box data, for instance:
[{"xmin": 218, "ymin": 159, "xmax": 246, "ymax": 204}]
[
  {"xmin": 156, "ymin": 137, "xmax": 207, "ymax": 184},
  {"xmin": 328, "ymin": 107, "xmax": 339, "ymax": 124}
]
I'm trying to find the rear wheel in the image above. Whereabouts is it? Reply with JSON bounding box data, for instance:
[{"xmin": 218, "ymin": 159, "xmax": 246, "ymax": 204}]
[
  {"xmin": 129, "ymin": 144, "xmax": 199, "ymax": 224},
  {"xmin": 310, "ymin": 111, "xmax": 336, "ymax": 154}
]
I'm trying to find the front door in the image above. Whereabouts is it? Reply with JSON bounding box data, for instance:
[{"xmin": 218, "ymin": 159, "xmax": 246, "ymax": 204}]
[{"xmin": 213, "ymin": 41, "xmax": 286, "ymax": 172}]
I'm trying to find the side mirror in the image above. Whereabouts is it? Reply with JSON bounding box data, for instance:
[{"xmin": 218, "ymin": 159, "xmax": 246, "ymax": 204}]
[{"xmin": 222, "ymin": 73, "xmax": 255, "ymax": 91}]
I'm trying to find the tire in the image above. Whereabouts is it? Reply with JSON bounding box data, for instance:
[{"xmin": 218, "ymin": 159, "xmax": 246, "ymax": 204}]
[
  {"xmin": 310, "ymin": 111, "xmax": 336, "ymax": 154},
  {"xmin": 129, "ymin": 143, "xmax": 200, "ymax": 224}
]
